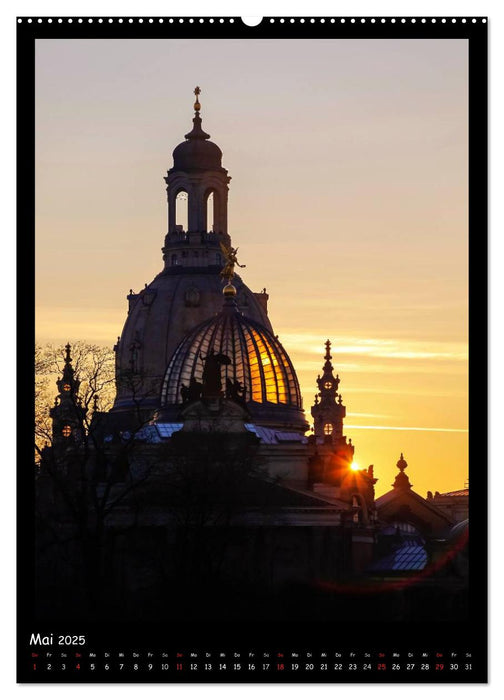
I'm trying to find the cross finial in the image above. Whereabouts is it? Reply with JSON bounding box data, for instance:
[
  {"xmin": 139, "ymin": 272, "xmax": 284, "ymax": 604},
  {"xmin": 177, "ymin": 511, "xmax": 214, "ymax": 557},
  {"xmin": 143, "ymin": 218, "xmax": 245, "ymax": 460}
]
[
  {"xmin": 393, "ymin": 452, "xmax": 411, "ymax": 489},
  {"xmin": 324, "ymin": 339, "xmax": 332, "ymax": 360},
  {"xmin": 194, "ymin": 86, "xmax": 201, "ymax": 112}
]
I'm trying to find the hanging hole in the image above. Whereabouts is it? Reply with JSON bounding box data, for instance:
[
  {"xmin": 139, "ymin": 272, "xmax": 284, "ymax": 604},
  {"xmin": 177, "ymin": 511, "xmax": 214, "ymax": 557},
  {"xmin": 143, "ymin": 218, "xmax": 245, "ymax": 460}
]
[{"xmin": 241, "ymin": 16, "xmax": 262, "ymax": 27}]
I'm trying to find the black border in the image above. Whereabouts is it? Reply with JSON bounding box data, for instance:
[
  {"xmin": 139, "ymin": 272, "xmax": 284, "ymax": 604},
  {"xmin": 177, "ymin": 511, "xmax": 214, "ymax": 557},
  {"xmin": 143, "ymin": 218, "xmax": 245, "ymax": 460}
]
[{"xmin": 17, "ymin": 16, "xmax": 488, "ymax": 683}]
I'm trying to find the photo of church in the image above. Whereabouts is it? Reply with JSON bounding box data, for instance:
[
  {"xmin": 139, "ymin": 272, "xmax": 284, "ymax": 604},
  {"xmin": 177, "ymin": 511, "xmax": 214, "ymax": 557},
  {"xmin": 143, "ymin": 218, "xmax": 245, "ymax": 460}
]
[{"xmin": 34, "ymin": 66, "xmax": 469, "ymax": 623}]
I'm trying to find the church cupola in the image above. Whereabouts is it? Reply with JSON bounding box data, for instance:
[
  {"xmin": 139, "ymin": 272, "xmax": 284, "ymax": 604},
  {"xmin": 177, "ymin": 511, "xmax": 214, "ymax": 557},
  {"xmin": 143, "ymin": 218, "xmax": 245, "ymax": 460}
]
[
  {"xmin": 311, "ymin": 340, "xmax": 346, "ymax": 441},
  {"xmin": 163, "ymin": 87, "xmax": 231, "ymax": 270},
  {"xmin": 112, "ymin": 90, "xmax": 273, "ymax": 415}
]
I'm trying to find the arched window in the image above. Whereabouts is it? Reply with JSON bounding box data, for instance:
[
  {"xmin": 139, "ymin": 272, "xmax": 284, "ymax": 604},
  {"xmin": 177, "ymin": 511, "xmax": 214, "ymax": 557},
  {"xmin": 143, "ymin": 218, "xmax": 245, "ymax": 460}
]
[
  {"xmin": 323, "ymin": 423, "xmax": 333, "ymax": 435},
  {"xmin": 171, "ymin": 254, "xmax": 178, "ymax": 266},
  {"xmin": 215, "ymin": 253, "xmax": 222, "ymax": 266},
  {"xmin": 62, "ymin": 425, "xmax": 72, "ymax": 438},
  {"xmin": 206, "ymin": 191, "xmax": 214, "ymax": 232},
  {"xmin": 352, "ymin": 495, "xmax": 361, "ymax": 523},
  {"xmin": 175, "ymin": 191, "xmax": 188, "ymax": 231}
]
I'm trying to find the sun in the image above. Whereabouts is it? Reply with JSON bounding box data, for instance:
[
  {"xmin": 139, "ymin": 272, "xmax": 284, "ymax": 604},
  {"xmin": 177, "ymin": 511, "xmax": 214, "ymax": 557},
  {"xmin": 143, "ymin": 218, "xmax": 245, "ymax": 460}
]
[{"xmin": 350, "ymin": 461, "xmax": 361, "ymax": 471}]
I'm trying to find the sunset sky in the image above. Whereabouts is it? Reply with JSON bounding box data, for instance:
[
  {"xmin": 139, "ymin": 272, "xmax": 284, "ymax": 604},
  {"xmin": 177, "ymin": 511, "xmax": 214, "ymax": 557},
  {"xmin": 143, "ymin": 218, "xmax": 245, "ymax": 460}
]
[{"xmin": 35, "ymin": 38, "xmax": 468, "ymax": 497}]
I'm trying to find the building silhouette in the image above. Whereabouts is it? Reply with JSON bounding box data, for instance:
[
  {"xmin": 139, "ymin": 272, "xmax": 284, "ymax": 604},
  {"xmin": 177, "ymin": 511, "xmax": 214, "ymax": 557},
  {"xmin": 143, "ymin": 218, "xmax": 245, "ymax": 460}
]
[{"xmin": 38, "ymin": 89, "xmax": 469, "ymax": 622}]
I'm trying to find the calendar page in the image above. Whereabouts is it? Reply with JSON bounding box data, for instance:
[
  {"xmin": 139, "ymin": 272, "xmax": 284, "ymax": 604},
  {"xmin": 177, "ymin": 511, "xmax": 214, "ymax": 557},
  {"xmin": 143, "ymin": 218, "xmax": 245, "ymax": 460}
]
[{"xmin": 17, "ymin": 13, "xmax": 487, "ymax": 683}]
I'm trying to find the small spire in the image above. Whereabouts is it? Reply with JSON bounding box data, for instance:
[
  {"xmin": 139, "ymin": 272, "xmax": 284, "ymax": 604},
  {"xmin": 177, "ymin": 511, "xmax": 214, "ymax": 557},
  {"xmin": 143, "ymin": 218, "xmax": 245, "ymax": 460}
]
[
  {"xmin": 393, "ymin": 452, "xmax": 412, "ymax": 490},
  {"xmin": 397, "ymin": 452, "xmax": 408, "ymax": 472},
  {"xmin": 65, "ymin": 342, "xmax": 71, "ymax": 364},
  {"xmin": 185, "ymin": 87, "xmax": 210, "ymax": 141}
]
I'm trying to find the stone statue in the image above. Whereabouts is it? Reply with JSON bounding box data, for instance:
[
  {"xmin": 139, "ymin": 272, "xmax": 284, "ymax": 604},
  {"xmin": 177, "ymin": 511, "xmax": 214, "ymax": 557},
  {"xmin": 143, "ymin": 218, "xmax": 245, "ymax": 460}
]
[
  {"xmin": 201, "ymin": 349, "xmax": 231, "ymax": 397},
  {"xmin": 226, "ymin": 377, "xmax": 247, "ymax": 406},
  {"xmin": 181, "ymin": 376, "xmax": 203, "ymax": 403}
]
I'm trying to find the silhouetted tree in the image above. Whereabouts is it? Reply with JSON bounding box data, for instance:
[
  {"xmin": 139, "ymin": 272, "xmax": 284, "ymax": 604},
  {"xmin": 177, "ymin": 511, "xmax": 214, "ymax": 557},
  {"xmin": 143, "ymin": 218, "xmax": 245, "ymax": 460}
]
[
  {"xmin": 35, "ymin": 342, "xmax": 115, "ymax": 461},
  {"xmin": 34, "ymin": 341, "xmax": 160, "ymax": 619}
]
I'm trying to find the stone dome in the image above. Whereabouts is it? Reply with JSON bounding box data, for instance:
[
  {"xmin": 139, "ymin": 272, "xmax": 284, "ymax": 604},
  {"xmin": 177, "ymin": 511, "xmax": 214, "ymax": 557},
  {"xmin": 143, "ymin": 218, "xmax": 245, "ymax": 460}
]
[
  {"xmin": 448, "ymin": 519, "xmax": 468, "ymax": 544},
  {"xmin": 171, "ymin": 113, "xmax": 224, "ymax": 172},
  {"xmin": 160, "ymin": 295, "xmax": 307, "ymax": 432},
  {"xmin": 112, "ymin": 271, "xmax": 272, "ymax": 413},
  {"xmin": 172, "ymin": 139, "xmax": 223, "ymax": 171}
]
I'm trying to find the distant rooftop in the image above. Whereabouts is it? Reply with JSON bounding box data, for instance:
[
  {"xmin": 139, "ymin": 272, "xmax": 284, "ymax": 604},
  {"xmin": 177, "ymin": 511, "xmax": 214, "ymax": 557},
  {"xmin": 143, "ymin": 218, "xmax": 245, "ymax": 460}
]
[
  {"xmin": 368, "ymin": 539, "xmax": 428, "ymax": 573},
  {"xmin": 435, "ymin": 489, "xmax": 469, "ymax": 498},
  {"xmin": 133, "ymin": 422, "xmax": 307, "ymax": 446}
]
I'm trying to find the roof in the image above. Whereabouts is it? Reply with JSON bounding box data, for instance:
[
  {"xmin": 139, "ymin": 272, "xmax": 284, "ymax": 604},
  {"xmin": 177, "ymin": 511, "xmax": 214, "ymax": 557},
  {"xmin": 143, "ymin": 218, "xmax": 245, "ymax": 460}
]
[
  {"xmin": 375, "ymin": 487, "xmax": 454, "ymax": 535},
  {"xmin": 376, "ymin": 488, "xmax": 453, "ymax": 520},
  {"xmin": 435, "ymin": 489, "xmax": 469, "ymax": 498},
  {"xmin": 134, "ymin": 422, "xmax": 307, "ymax": 446},
  {"xmin": 245, "ymin": 424, "xmax": 307, "ymax": 445},
  {"xmin": 172, "ymin": 112, "xmax": 224, "ymax": 172},
  {"xmin": 368, "ymin": 539, "xmax": 428, "ymax": 573}
]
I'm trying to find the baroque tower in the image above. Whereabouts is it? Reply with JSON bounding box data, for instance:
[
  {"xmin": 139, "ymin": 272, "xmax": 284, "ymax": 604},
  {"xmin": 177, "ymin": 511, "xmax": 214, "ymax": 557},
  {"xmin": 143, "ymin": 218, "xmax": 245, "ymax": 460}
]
[
  {"xmin": 311, "ymin": 340, "xmax": 348, "ymax": 444},
  {"xmin": 49, "ymin": 343, "xmax": 86, "ymax": 449},
  {"xmin": 162, "ymin": 86, "xmax": 231, "ymax": 269},
  {"xmin": 309, "ymin": 341, "xmax": 355, "ymax": 482},
  {"xmin": 112, "ymin": 88, "xmax": 271, "ymax": 415}
]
